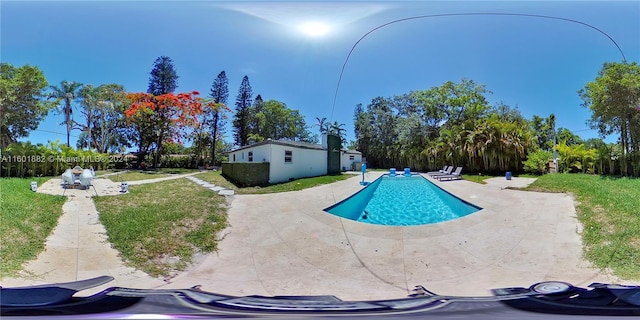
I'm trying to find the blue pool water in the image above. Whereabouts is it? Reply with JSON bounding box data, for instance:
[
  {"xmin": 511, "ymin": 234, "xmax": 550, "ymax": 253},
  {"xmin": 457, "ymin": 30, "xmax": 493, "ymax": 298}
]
[{"xmin": 325, "ymin": 175, "xmax": 481, "ymax": 226}]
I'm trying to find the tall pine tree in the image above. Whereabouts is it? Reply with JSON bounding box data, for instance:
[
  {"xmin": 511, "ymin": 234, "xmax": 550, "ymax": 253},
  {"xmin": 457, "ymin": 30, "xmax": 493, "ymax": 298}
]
[
  {"xmin": 247, "ymin": 94, "xmax": 264, "ymax": 143},
  {"xmin": 208, "ymin": 71, "xmax": 229, "ymax": 164},
  {"xmin": 148, "ymin": 56, "xmax": 178, "ymax": 95},
  {"xmin": 147, "ymin": 56, "xmax": 178, "ymax": 168},
  {"xmin": 233, "ymin": 75, "xmax": 253, "ymax": 146}
]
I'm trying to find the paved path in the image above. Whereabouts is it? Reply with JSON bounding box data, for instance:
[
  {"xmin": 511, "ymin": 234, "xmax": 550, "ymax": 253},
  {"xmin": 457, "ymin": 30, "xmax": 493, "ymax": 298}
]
[
  {"xmin": 185, "ymin": 176, "xmax": 235, "ymax": 196},
  {"xmin": 2, "ymin": 172, "xmax": 636, "ymax": 300},
  {"xmin": 0, "ymin": 171, "xmax": 232, "ymax": 294}
]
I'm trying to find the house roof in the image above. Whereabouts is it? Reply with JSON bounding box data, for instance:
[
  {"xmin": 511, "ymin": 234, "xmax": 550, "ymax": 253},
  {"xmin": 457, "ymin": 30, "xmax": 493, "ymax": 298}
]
[
  {"xmin": 229, "ymin": 139, "xmax": 326, "ymax": 153},
  {"xmin": 228, "ymin": 139, "xmax": 363, "ymax": 155}
]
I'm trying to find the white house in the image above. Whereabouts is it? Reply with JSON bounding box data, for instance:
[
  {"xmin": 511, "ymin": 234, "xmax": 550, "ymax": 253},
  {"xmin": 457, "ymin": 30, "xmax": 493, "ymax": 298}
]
[
  {"xmin": 341, "ymin": 149, "xmax": 363, "ymax": 171},
  {"xmin": 225, "ymin": 138, "xmax": 362, "ymax": 185}
]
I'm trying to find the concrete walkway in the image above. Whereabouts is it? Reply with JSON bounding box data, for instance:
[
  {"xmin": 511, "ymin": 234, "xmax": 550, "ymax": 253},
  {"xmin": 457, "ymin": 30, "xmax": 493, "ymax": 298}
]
[
  {"xmin": 0, "ymin": 172, "xmax": 230, "ymax": 294},
  {"xmin": 2, "ymin": 172, "xmax": 636, "ymax": 300}
]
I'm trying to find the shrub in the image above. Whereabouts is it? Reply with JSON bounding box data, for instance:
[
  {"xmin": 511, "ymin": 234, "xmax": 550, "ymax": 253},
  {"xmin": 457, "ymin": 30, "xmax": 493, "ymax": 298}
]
[{"xmin": 523, "ymin": 150, "xmax": 552, "ymax": 174}]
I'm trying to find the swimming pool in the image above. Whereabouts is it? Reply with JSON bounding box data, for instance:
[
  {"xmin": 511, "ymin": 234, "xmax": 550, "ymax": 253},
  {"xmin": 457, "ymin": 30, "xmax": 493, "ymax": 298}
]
[{"xmin": 325, "ymin": 175, "xmax": 481, "ymax": 226}]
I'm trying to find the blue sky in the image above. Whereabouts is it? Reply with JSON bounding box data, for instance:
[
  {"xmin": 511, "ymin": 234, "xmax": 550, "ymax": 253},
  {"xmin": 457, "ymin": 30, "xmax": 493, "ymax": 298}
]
[{"xmin": 2, "ymin": 1, "xmax": 639, "ymax": 150}]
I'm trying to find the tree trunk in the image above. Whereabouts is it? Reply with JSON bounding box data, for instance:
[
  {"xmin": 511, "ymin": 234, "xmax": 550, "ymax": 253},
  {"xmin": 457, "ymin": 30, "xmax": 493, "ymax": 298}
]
[
  {"xmin": 210, "ymin": 112, "xmax": 219, "ymax": 166},
  {"xmin": 153, "ymin": 134, "xmax": 162, "ymax": 170}
]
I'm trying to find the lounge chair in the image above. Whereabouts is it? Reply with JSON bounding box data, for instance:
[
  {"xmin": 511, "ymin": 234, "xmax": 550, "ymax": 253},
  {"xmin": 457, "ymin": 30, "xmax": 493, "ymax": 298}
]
[
  {"xmin": 428, "ymin": 166, "xmax": 453, "ymax": 177},
  {"xmin": 436, "ymin": 167, "xmax": 463, "ymax": 181},
  {"xmin": 61, "ymin": 168, "xmax": 75, "ymax": 195},
  {"xmin": 79, "ymin": 169, "xmax": 98, "ymax": 196},
  {"xmin": 426, "ymin": 166, "xmax": 449, "ymax": 176}
]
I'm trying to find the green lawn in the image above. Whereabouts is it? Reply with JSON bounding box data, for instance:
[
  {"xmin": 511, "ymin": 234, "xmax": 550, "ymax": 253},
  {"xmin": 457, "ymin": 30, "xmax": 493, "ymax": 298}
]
[
  {"xmin": 103, "ymin": 168, "xmax": 200, "ymax": 182},
  {"xmin": 0, "ymin": 178, "xmax": 66, "ymax": 277},
  {"xmin": 196, "ymin": 171, "xmax": 352, "ymax": 194},
  {"xmin": 525, "ymin": 174, "xmax": 640, "ymax": 279},
  {"xmin": 461, "ymin": 174, "xmax": 496, "ymax": 184},
  {"xmin": 94, "ymin": 178, "xmax": 227, "ymax": 277},
  {"xmin": 106, "ymin": 171, "xmax": 172, "ymax": 182}
]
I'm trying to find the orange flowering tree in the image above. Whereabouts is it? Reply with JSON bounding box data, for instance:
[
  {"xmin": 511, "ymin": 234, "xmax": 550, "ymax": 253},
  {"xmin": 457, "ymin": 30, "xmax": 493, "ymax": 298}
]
[{"xmin": 124, "ymin": 91, "xmax": 205, "ymax": 168}]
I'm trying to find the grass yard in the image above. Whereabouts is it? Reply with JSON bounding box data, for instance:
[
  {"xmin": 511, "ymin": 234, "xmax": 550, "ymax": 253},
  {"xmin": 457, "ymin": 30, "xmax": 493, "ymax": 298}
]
[
  {"xmin": 525, "ymin": 174, "xmax": 640, "ymax": 280},
  {"xmin": 0, "ymin": 178, "xmax": 66, "ymax": 277},
  {"xmin": 103, "ymin": 168, "xmax": 199, "ymax": 182},
  {"xmin": 106, "ymin": 171, "xmax": 172, "ymax": 182},
  {"xmin": 461, "ymin": 174, "xmax": 495, "ymax": 184},
  {"xmin": 196, "ymin": 170, "xmax": 352, "ymax": 194},
  {"xmin": 94, "ymin": 178, "xmax": 227, "ymax": 277}
]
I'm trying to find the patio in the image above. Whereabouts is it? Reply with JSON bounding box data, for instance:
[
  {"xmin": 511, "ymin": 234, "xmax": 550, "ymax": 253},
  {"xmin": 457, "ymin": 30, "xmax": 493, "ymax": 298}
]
[{"xmin": 160, "ymin": 173, "xmax": 632, "ymax": 300}]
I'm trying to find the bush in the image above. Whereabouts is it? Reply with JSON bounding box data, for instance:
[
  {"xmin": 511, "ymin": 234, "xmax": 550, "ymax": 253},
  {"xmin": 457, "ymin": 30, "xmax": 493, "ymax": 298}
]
[
  {"xmin": 523, "ymin": 150, "xmax": 552, "ymax": 174},
  {"xmin": 161, "ymin": 154, "xmax": 194, "ymax": 168},
  {"xmin": 1, "ymin": 141, "xmax": 112, "ymax": 177}
]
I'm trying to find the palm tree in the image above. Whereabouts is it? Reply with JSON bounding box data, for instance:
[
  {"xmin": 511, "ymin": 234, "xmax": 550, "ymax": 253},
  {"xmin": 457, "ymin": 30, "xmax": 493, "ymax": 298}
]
[
  {"xmin": 328, "ymin": 121, "xmax": 346, "ymax": 144},
  {"xmin": 315, "ymin": 117, "xmax": 328, "ymax": 135},
  {"xmin": 49, "ymin": 81, "xmax": 83, "ymax": 147}
]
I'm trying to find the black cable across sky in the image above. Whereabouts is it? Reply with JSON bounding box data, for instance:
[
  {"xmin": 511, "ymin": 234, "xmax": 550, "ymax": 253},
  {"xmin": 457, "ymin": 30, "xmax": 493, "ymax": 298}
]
[{"xmin": 330, "ymin": 12, "xmax": 628, "ymax": 121}]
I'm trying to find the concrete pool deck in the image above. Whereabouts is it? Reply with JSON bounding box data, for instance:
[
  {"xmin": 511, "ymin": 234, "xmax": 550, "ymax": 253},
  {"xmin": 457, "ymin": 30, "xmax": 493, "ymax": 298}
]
[
  {"xmin": 2, "ymin": 172, "xmax": 636, "ymax": 301},
  {"xmin": 160, "ymin": 172, "xmax": 635, "ymax": 300}
]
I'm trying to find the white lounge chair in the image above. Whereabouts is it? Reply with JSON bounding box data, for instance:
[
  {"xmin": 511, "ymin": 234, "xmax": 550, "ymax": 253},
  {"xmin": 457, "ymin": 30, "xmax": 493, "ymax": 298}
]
[
  {"xmin": 436, "ymin": 167, "xmax": 464, "ymax": 181},
  {"xmin": 428, "ymin": 166, "xmax": 453, "ymax": 177},
  {"xmin": 79, "ymin": 169, "xmax": 98, "ymax": 196},
  {"xmin": 426, "ymin": 165, "xmax": 449, "ymax": 176},
  {"xmin": 61, "ymin": 169, "xmax": 75, "ymax": 195}
]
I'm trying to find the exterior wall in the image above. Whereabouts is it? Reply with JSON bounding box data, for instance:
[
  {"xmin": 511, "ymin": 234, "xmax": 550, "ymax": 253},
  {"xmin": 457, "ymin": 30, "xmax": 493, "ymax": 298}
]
[
  {"xmin": 340, "ymin": 151, "xmax": 362, "ymax": 171},
  {"xmin": 228, "ymin": 144, "xmax": 271, "ymax": 163},
  {"xmin": 268, "ymin": 144, "xmax": 327, "ymax": 184}
]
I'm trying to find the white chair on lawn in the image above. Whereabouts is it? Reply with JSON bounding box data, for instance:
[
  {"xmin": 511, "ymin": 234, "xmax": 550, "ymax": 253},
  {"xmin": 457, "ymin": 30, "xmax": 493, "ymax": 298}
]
[
  {"xmin": 61, "ymin": 168, "xmax": 74, "ymax": 196},
  {"xmin": 79, "ymin": 169, "xmax": 98, "ymax": 196}
]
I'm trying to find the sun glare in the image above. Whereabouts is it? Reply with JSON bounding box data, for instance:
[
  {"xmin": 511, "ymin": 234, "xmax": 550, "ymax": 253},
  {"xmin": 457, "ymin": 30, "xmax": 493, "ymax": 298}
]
[{"xmin": 300, "ymin": 22, "xmax": 330, "ymax": 37}]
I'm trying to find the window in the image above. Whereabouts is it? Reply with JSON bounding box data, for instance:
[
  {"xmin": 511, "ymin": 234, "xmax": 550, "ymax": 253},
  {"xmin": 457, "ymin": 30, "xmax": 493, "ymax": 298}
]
[
  {"xmin": 233, "ymin": 154, "xmax": 236, "ymax": 162},
  {"xmin": 248, "ymin": 151, "xmax": 253, "ymax": 162},
  {"xmin": 284, "ymin": 150, "xmax": 292, "ymax": 163},
  {"xmin": 349, "ymin": 155, "xmax": 355, "ymax": 160}
]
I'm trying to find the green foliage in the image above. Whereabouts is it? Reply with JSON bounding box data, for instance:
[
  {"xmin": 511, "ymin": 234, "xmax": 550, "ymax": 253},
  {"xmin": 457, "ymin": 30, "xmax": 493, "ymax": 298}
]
[
  {"xmin": 49, "ymin": 80, "xmax": 83, "ymax": 147},
  {"xmin": 147, "ymin": 56, "xmax": 178, "ymax": 95},
  {"xmin": 0, "ymin": 63, "xmax": 53, "ymax": 148},
  {"xmin": 530, "ymin": 114, "xmax": 556, "ymax": 151},
  {"xmin": 556, "ymin": 127, "xmax": 583, "ymax": 146},
  {"xmin": 354, "ymin": 80, "xmax": 536, "ymax": 172},
  {"xmin": 147, "ymin": 56, "xmax": 179, "ymax": 169},
  {"xmin": 205, "ymin": 70, "xmax": 229, "ymax": 166},
  {"xmin": 246, "ymin": 99, "xmax": 314, "ymax": 143},
  {"xmin": 161, "ymin": 141, "xmax": 187, "ymax": 154},
  {"xmin": 327, "ymin": 121, "xmax": 346, "ymax": 144},
  {"xmin": 160, "ymin": 154, "xmax": 192, "ymax": 168},
  {"xmin": 75, "ymin": 83, "xmax": 131, "ymax": 153},
  {"xmin": 522, "ymin": 150, "xmax": 553, "ymax": 174},
  {"xmin": 233, "ymin": 75, "xmax": 253, "ymax": 146},
  {"xmin": 555, "ymin": 142, "xmax": 597, "ymax": 174},
  {"xmin": 0, "ymin": 178, "xmax": 66, "ymax": 277},
  {"xmin": 580, "ymin": 61, "xmax": 640, "ymax": 176},
  {"xmin": 1, "ymin": 141, "xmax": 114, "ymax": 177}
]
